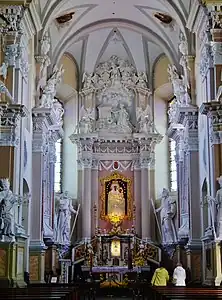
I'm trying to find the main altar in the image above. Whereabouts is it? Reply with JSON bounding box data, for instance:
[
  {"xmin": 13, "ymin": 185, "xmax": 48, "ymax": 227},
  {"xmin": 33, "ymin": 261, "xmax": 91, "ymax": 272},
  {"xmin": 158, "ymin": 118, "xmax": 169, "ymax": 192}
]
[{"xmin": 69, "ymin": 56, "xmax": 162, "ymax": 275}]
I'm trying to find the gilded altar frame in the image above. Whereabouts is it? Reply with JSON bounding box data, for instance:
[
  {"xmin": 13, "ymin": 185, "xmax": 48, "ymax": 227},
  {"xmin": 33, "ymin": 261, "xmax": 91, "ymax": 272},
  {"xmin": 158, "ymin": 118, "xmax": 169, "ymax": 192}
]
[{"xmin": 100, "ymin": 172, "xmax": 133, "ymax": 221}]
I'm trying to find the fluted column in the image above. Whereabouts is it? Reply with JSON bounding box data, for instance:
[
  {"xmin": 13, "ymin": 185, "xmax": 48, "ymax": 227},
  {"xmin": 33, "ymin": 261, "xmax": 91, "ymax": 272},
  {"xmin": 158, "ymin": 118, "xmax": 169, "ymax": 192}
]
[
  {"xmin": 134, "ymin": 161, "xmax": 141, "ymax": 236},
  {"xmin": 81, "ymin": 158, "xmax": 92, "ymax": 239},
  {"xmin": 140, "ymin": 156, "xmax": 151, "ymax": 241},
  {"xmin": 91, "ymin": 159, "xmax": 99, "ymax": 236}
]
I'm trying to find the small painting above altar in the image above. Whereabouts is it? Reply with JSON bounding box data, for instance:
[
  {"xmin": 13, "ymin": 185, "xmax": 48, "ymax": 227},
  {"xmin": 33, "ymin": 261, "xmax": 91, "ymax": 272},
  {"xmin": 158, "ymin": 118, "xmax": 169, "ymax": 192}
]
[{"xmin": 100, "ymin": 172, "xmax": 132, "ymax": 222}]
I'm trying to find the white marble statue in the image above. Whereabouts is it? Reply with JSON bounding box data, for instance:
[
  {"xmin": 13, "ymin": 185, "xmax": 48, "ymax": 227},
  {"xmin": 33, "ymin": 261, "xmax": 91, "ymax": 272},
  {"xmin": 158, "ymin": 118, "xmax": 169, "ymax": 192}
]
[
  {"xmin": 167, "ymin": 64, "xmax": 190, "ymax": 106},
  {"xmin": 136, "ymin": 72, "xmax": 148, "ymax": 88},
  {"xmin": 156, "ymin": 188, "xmax": 177, "ymax": 244},
  {"xmin": 208, "ymin": 176, "xmax": 222, "ymax": 239},
  {"xmin": 0, "ymin": 62, "xmax": 8, "ymax": 80},
  {"xmin": 53, "ymin": 99, "xmax": 64, "ymax": 126},
  {"xmin": 39, "ymin": 65, "xmax": 64, "ymax": 108},
  {"xmin": 54, "ymin": 191, "xmax": 77, "ymax": 245},
  {"xmin": 0, "ymin": 178, "xmax": 18, "ymax": 241},
  {"xmin": 136, "ymin": 105, "xmax": 153, "ymax": 133},
  {"xmin": 77, "ymin": 105, "xmax": 95, "ymax": 133},
  {"xmin": 40, "ymin": 31, "xmax": 51, "ymax": 57},
  {"xmin": 114, "ymin": 103, "xmax": 132, "ymax": 132},
  {"xmin": 215, "ymin": 85, "xmax": 222, "ymax": 102},
  {"xmin": 0, "ymin": 80, "xmax": 14, "ymax": 103},
  {"xmin": 179, "ymin": 34, "xmax": 190, "ymax": 90}
]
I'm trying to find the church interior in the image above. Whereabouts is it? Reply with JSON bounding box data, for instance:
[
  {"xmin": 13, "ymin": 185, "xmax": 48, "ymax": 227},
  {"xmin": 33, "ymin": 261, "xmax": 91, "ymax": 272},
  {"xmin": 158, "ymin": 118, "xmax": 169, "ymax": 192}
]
[{"xmin": 1, "ymin": 0, "xmax": 222, "ymax": 298}]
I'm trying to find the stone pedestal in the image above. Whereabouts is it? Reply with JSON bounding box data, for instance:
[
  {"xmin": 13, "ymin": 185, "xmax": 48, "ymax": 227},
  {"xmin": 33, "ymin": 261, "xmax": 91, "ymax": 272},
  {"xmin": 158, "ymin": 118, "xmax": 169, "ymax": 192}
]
[
  {"xmin": 29, "ymin": 245, "xmax": 47, "ymax": 283},
  {"xmin": 59, "ymin": 259, "xmax": 71, "ymax": 283},
  {"xmin": 214, "ymin": 241, "xmax": 222, "ymax": 286},
  {"xmin": 185, "ymin": 244, "xmax": 202, "ymax": 283},
  {"xmin": 0, "ymin": 242, "xmax": 17, "ymax": 287},
  {"xmin": 45, "ymin": 245, "xmax": 57, "ymax": 274},
  {"xmin": 15, "ymin": 236, "xmax": 27, "ymax": 287}
]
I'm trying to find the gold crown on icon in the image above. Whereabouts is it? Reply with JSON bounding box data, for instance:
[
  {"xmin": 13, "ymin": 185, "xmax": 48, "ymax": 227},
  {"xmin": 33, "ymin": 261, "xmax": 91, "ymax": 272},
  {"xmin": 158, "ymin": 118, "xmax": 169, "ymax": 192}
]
[{"xmin": 112, "ymin": 180, "xmax": 119, "ymax": 184}]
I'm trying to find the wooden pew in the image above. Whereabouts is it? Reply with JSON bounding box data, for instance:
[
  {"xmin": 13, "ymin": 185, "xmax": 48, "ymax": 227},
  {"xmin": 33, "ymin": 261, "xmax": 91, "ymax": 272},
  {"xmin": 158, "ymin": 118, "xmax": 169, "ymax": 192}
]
[
  {"xmin": 150, "ymin": 286, "xmax": 222, "ymax": 300},
  {"xmin": 0, "ymin": 285, "xmax": 78, "ymax": 300}
]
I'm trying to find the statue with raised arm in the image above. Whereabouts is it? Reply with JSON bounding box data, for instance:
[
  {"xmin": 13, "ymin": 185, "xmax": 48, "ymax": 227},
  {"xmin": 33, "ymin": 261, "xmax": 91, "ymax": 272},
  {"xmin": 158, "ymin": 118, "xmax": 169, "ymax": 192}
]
[
  {"xmin": 156, "ymin": 188, "xmax": 177, "ymax": 244},
  {"xmin": 39, "ymin": 65, "xmax": 64, "ymax": 108},
  {"xmin": 54, "ymin": 191, "xmax": 77, "ymax": 245},
  {"xmin": 0, "ymin": 178, "xmax": 19, "ymax": 241}
]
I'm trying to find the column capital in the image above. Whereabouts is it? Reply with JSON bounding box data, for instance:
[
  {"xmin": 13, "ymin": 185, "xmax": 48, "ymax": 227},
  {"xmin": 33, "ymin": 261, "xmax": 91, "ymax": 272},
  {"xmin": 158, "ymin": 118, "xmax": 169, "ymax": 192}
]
[
  {"xmin": 0, "ymin": 102, "xmax": 28, "ymax": 146},
  {"xmin": 200, "ymin": 101, "xmax": 222, "ymax": 144},
  {"xmin": 77, "ymin": 157, "xmax": 93, "ymax": 169},
  {"xmin": 210, "ymin": 41, "xmax": 222, "ymax": 65},
  {"xmin": 32, "ymin": 106, "xmax": 63, "ymax": 134}
]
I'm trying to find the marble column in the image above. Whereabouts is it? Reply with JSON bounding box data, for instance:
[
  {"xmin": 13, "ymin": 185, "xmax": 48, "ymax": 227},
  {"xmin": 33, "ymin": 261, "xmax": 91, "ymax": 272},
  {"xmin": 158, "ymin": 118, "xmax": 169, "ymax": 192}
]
[
  {"xmin": 134, "ymin": 162, "xmax": 141, "ymax": 236},
  {"xmin": 140, "ymin": 158, "xmax": 151, "ymax": 240},
  {"xmin": 91, "ymin": 160, "xmax": 99, "ymax": 236},
  {"xmin": 30, "ymin": 108, "xmax": 53, "ymax": 283},
  {"xmin": 81, "ymin": 160, "xmax": 92, "ymax": 239}
]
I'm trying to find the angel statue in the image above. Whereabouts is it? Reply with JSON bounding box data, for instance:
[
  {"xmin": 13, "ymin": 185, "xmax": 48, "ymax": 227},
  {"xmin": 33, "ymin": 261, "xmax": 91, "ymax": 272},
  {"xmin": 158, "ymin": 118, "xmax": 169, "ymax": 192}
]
[
  {"xmin": 137, "ymin": 72, "xmax": 148, "ymax": 88},
  {"xmin": 82, "ymin": 72, "xmax": 98, "ymax": 89},
  {"xmin": 76, "ymin": 105, "xmax": 95, "ymax": 134},
  {"xmin": 136, "ymin": 104, "xmax": 153, "ymax": 133},
  {"xmin": 167, "ymin": 64, "xmax": 190, "ymax": 106},
  {"xmin": 54, "ymin": 191, "xmax": 77, "ymax": 245},
  {"xmin": 39, "ymin": 65, "xmax": 64, "ymax": 108}
]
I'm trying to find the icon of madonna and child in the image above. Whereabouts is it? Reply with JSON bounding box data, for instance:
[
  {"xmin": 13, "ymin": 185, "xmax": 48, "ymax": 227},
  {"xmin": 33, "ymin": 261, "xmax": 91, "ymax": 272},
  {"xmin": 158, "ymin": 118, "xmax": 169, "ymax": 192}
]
[{"xmin": 105, "ymin": 180, "xmax": 127, "ymax": 218}]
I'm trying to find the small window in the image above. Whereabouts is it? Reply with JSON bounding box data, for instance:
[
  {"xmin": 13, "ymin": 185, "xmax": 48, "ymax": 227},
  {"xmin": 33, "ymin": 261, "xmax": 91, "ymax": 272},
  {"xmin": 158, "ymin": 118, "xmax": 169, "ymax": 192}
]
[
  {"xmin": 54, "ymin": 138, "xmax": 63, "ymax": 193},
  {"xmin": 169, "ymin": 138, "xmax": 177, "ymax": 191}
]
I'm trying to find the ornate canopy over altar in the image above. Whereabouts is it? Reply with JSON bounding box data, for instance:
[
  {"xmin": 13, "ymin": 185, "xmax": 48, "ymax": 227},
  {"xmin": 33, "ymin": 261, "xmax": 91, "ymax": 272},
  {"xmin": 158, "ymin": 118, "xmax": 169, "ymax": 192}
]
[{"xmin": 69, "ymin": 56, "xmax": 162, "ymax": 242}]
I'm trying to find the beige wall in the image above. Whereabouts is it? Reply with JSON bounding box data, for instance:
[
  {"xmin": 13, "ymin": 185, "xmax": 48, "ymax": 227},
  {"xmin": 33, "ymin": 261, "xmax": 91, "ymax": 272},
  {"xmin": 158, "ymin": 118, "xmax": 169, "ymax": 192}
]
[
  {"xmin": 154, "ymin": 55, "xmax": 171, "ymax": 90},
  {"xmin": 59, "ymin": 53, "xmax": 78, "ymax": 90}
]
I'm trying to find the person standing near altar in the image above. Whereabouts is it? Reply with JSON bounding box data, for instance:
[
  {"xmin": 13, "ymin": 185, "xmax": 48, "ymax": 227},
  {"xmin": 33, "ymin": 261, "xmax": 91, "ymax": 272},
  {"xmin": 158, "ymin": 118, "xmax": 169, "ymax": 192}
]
[
  {"xmin": 173, "ymin": 263, "xmax": 186, "ymax": 286},
  {"xmin": 151, "ymin": 261, "xmax": 169, "ymax": 286}
]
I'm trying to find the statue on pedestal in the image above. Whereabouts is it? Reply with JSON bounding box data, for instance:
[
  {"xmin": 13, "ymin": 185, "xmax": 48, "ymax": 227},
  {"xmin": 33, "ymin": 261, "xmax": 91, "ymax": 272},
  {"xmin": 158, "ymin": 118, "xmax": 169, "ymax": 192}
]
[
  {"xmin": 136, "ymin": 104, "xmax": 153, "ymax": 133},
  {"xmin": 167, "ymin": 64, "xmax": 190, "ymax": 106},
  {"xmin": 77, "ymin": 105, "xmax": 95, "ymax": 133},
  {"xmin": 55, "ymin": 191, "xmax": 77, "ymax": 245},
  {"xmin": 156, "ymin": 188, "xmax": 177, "ymax": 245},
  {"xmin": 208, "ymin": 176, "xmax": 222, "ymax": 239},
  {"xmin": 0, "ymin": 178, "xmax": 18, "ymax": 241}
]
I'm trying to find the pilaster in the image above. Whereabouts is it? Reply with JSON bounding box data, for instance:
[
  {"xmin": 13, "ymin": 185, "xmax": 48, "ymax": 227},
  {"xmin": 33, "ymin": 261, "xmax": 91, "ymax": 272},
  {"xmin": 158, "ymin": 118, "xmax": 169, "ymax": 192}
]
[
  {"xmin": 77, "ymin": 139, "xmax": 93, "ymax": 239},
  {"xmin": 167, "ymin": 104, "xmax": 201, "ymax": 246}
]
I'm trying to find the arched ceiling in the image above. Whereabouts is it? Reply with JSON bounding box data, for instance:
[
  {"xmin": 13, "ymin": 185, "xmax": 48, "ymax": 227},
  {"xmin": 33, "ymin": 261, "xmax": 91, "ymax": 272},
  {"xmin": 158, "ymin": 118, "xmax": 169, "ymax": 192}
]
[{"xmin": 37, "ymin": 0, "xmax": 192, "ymax": 84}]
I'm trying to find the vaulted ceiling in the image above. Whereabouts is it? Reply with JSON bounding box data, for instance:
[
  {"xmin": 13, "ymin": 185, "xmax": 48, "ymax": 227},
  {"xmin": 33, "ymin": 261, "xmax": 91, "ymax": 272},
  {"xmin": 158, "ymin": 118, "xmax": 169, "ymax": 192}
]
[{"xmin": 36, "ymin": 0, "xmax": 192, "ymax": 86}]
